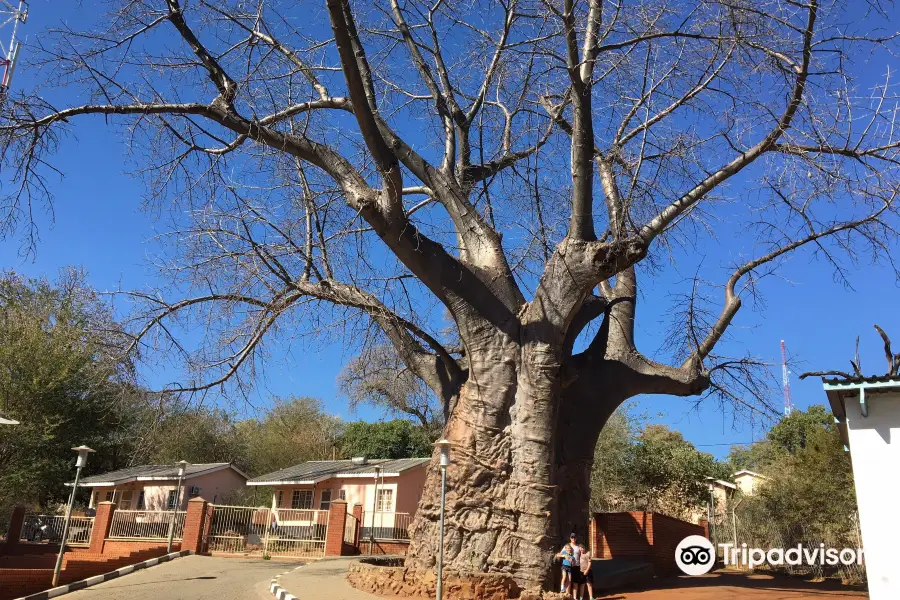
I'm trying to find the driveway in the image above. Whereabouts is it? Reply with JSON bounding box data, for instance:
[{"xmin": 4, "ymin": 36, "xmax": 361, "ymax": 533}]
[{"xmin": 62, "ymin": 555, "xmax": 300, "ymax": 600}]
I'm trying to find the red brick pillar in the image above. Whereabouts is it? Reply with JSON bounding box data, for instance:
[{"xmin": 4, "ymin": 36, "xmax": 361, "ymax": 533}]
[
  {"xmin": 352, "ymin": 504, "xmax": 363, "ymax": 547},
  {"xmin": 324, "ymin": 500, "xmax": 348, "ymax": 557},
  {"xmin": 5, "ymin": 506, "xmax": 26, "ymax": 546},
  {"xmin": 89, "ymin": 502, "xmax": 116, "ymax": 554},
  {"xmin": 698, "ymin": 518, "xmax": 710, "ymax": 540},
  {"xmin": 181, "ymin": 497, "xmax": 210, "ymax": 554}
]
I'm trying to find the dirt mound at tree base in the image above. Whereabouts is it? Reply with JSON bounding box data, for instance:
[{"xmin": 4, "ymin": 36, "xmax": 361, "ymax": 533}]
[{"xmin": 347, "ymin": 558, "xmax": 524, "ymax": 600}]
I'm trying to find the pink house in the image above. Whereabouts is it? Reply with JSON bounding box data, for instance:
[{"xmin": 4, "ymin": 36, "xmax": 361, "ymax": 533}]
[
  {"xmin": 73, "ymin": 463, "xmax": 249, "ymax": 510},
  {"xmin": 247, "ymin": 457, "xmax": 428, "ymax": 540}
]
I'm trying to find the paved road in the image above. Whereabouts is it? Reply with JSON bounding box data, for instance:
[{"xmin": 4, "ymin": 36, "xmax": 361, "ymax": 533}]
[{"xmin": 64, "ymin": 555, "xmax": 301, "ymax": 600}]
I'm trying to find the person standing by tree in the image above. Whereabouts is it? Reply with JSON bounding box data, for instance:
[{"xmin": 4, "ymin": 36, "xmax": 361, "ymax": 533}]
[{"xmin": 578, "ymin": 545, "xmax": 594, "ymax": 600}]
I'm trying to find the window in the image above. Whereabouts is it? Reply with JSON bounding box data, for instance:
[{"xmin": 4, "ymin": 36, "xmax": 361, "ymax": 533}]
[
  {"xmin": 376, "ymin": 489, "xmax": 393, "ymax": 512},
  {"xmin": 276, "ymin": 490, "xmax": 284, "ymax": 508},
  {"xmin": 189, "ymin": 486, "xmax": 201, "ymax": 498},
  {"xmin": 319, "ymin": 489, "xmax": 332, "ymax": 510},
  {"xmin": 291, "ymin": 490, "xmax": 313, "ymax": 509},
  {"xmin": 136, "ymin": 491, "xmax": 146, "ymax": 510},
  {"xmin": 338, "ymin": 489, "xmax": 347, "ymax": 501},
  {"xmin": 104, "ymin": 491, "xmax": 114, "ymax": 502},
  {"xmin": 167, "ymin": 490, "xmax": 178, "ymax": 509},
  {"xmin": 120, "ymin": 490, "xmax": 133, "ymax": 510}
]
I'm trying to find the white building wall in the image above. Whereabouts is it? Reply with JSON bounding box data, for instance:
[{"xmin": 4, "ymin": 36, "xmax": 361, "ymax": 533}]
[{"xmin": 844, "ymin": 389, "xmax": 900, "ymax": 600}]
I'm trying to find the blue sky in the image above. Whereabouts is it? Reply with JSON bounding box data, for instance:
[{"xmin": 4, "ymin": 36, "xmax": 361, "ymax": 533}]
[{"xmin": 2, "ymin": 1, "xmax": 898, "ymax": 458}]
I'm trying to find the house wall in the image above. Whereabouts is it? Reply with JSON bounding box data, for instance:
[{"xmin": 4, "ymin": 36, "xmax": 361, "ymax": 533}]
[
  {"xmin": 87, "ymin": 468, "xmax": 246, "ymax": 511},
  {"xmin": 734, "ymin": 474, "xmax": 762, "ymax": 496},
  {"xmin": 268, "ymin": 466, "xmax": 427, "ymax": 516},
  {"xmin": 844, "ymin": 389, "xmax": 900, "ymax": 600}
]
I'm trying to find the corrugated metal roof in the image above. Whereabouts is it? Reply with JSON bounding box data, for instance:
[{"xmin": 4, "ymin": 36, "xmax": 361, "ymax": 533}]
[
  {"xmin": 248, "ymin": 457, "xmax": 430, "ymax": 484},
  {"xmin": 821, "ymin": 375, "xmax": 900, "ymax": 386},
  {"xmin": 77, "ymin": 462, "xmax": 238, "ymax": 485}
]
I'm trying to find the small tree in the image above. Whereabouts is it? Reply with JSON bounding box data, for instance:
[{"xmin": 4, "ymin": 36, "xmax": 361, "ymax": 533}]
[
  {"xmin": 2, "ymin": 0, "xmax": 899, "ymax": 588},
  {"xmin": 0, "ymin": 269, "xmax": 137, "ymax": 510},
  {"xmin": 339, "ymin": 419, "xmax": 434, "ymax": 459}
]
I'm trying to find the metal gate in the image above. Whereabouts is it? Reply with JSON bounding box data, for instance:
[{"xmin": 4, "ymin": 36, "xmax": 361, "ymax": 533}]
[{"xmin": 207, "ymin": 505, "xmax": 328, "ymax": 558}]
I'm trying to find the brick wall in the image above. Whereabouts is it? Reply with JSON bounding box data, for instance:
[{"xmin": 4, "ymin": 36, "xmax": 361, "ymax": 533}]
[
  {"xmin": 0, "ymin": 501, "xmax": 191, "ymax": 600},
  {"xmin": 359, "ymin": 539, "xmax": 410, "ymax": 556},
  {"xmin": 590, "ymin": 511, "xmax": 708, "ymax": 576},
  {"xmin": 0, "ymin": 544, "xmax": 172, "ymax": 600}
]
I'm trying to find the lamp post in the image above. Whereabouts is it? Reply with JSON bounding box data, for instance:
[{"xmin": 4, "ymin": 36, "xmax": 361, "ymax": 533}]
[
  {"xmin": 435, "ymin": 440, "xmax": 451, "ymax": 600},
  {"xmin": 167, "ymin": 461, "xmax": 189, "ymax": 553},
  {"xmin": 369, "ymin": 465, "xmax": 382, "ymax": 555},
  {"xmin": 53, "ymin": 446, "xmax": 94, "ymax": 587}
]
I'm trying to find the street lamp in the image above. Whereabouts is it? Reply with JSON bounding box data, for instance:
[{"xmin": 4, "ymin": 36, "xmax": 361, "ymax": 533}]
[
  {"xmin": 53, "ymin": 446, "xmax": 95, "ymax": 586},
  {"xmin": 435, "ymin": 439, "xmax": 451, "ymax": 600},
  {"xmin": 369, "ymin": 464, "xmax": 382, "ymax": 555},
  {"xmin": 167, "ymin": 460, "xmax": 189, "ymax": 552}
]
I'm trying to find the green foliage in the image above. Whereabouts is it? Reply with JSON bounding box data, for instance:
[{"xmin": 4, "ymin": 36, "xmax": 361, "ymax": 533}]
[
  {"xmin": 136, "ymin": 404, "xmax": 249, "ymax": 470},
  {"xmin": 591, "ymin": 406, "xmax": 730, "ymax": 519},
  {"xmin": 338, "ymin": 419, "xmax": 434, "ymax": 459},
  {"xmin": 237, "ymin": 396, "xmax": 344, "ymax": 475},
  {"xmin": 727, "ymin": 404, "xmax": 834, "ymax": 472},
  {"xmin": 727, "ymin": 405, "xmax": 858, "ymax": 561},
  {"xmin": 0, "ymin": 269, "xmax": 137, "ymax": 511}
]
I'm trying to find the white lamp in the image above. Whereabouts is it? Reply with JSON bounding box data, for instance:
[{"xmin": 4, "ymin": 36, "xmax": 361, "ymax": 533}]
[
  {"xmin": 167, "ymin": 460, "xmax": 190, "ymax": 552},
  {"xmin": 53, "ymin": 446, "xmax": 95, "ymax": 586}
]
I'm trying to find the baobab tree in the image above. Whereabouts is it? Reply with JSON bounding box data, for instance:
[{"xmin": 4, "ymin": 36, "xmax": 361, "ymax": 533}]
[{"xmin": 2, "ymin": 0, "xmax": 899, "ymax": 591}]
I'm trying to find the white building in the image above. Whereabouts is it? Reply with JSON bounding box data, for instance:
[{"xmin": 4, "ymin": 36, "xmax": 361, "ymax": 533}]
[
  {"xmin": 824, "ymin": 377, "xmax": 900, "ymax": 600},
  {"xmin": 732, "ymin": 470, "xmax": 768, "ymax": 496}
]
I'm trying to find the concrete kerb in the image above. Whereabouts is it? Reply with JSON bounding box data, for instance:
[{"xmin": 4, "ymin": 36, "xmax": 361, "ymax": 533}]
[
  {"xmin": 13, "ymin": 550, "xmax": 194, "ymax": 600},
  {"xmin": 269, "ymin": 564, "xmax": 305, "ymax": 600}
]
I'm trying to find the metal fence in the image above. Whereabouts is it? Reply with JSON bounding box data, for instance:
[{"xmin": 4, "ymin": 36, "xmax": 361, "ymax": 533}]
[
  {"xmin": 206, "ymin": 505, "xmax": 328, "ymax": 558},
  {"xmin": 344, "ymin": 512, "xmax": 358, "ymax": 546},
  {"xmin": 108, "ymin": 510, "xmax": 185, "ymax": 540},
  {"xmin": 20, "ymin": 514, "xmax": 94, "ymax": 546},
  {"xmin": 360, "ymin": 511, "xmax": 412, "ymax": 541}
]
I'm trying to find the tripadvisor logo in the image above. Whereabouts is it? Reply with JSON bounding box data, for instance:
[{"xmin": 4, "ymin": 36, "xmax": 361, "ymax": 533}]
[
  {"xmin": 675, "ymin": 535, "xmax": 715, "ymax": 575},
  {"xmin": 674, "ymin": 535, "xmax": 866, "ymax": 576}
]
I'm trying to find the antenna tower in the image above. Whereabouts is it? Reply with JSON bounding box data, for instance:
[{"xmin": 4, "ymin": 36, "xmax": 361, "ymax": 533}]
[
  {"xmin": 0, "ymin": 0, "xmax": 27, "ymax": 98},
  {"xmin": 781, "ymin": 340, "xmax": 794, "ymax": 416}
]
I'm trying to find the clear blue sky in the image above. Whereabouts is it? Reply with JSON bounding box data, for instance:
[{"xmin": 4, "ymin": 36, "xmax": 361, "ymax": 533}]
[{"xmin": 2, "ymin": 1, "xmax": 898, "ymax": 457}]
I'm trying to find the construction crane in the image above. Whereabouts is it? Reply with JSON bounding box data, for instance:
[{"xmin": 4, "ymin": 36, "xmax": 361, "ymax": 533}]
[
  {"xmin": 781, "ymin": 340, "xmax": 794, "ymax": 416},
  {"xmin": 0, "ymin": 0, "xmax": 27, "ymax": 99}
]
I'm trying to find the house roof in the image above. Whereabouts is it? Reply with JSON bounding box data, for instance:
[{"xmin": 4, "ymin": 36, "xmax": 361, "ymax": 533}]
[
  {"xmin": 0, "ymin": 414, "xmax": 19, "ymax": 425},
  {"xmin": 822, "ymin": 377, "xmax": 900, "ymax": 448},
  {"xmin": 70, "ymin": 462, "xmax": 249, "ymax": 487},
  {"xmin": 706, "ymin": 477, "xmax": 737, "ymax": 490},
  {"xmin": 247, "ymin": 458, "xmax": 430, "ymax": 486},
  {"xmin": 733, "ymin": 470, "xmax": 767, "ymax": 479}
]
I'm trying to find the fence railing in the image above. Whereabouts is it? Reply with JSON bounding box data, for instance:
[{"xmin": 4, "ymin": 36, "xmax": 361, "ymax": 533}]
[
  {"xmin": 20, "ymin": 514, "xmax": 94, "ymax": 546},
  {"xmin": 360, "ymin": 511, "xmax": 412, "ymax": 541},
  {"xmin": 206, "ymin": 505, "xmax": 328, "ymax": 558},
  {"xmin": 108, "ymin": 510, "xmax": 185, "ymax": 540},
  {"xmin": 344, "ymin": 513, "xmax": 358, "ymax": 545}
]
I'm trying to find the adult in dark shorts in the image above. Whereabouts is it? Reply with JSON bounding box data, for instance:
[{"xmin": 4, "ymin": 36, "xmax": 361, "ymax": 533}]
[{"xmin": 579, "ymin": 547, "xmax": 594, "ymax": 600}]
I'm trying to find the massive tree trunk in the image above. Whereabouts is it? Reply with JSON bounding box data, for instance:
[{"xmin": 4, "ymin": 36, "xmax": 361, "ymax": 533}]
[{"xmin": 406, "ymin": 268, "xmax": 710, "ymax": 591}]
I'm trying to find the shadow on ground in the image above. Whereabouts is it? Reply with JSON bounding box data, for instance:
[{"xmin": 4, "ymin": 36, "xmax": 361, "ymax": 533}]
[{"xmin": 598, "ymin": 570, "xmax": 868, "ymax": 599}]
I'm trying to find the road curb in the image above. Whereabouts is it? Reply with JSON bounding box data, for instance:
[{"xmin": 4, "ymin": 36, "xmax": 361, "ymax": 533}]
[
  {"xmin": 14, "ymin": 550, "xmax": 194, "ymax": 600},
  {"xmin": 268, "ymin": 564, "xmax": 305, "ymax": 600}
]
